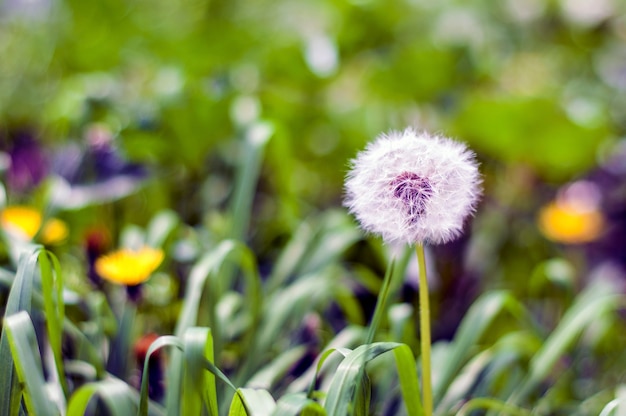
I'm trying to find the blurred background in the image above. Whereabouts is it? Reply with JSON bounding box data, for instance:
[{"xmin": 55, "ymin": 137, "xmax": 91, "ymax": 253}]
[{"xmin": 1, "ymin": 0, "xmax": 626, "ymax": 330}]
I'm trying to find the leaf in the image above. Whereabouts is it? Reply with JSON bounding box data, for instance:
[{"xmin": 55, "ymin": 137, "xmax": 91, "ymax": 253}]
[
  {"xmin": 166, "ymin": 240, "xmax": 261, "ymax": 414},
  {"xmin": 266, "ymin": 210, "xmax": 361, "ymax": 292},
  {"xmin": 272, "ymin": 393, "xmax": 326, "ymax": 416},
  {"xmin": 456, "ymin": 397, "xmax": 531, "ymax": 416},
  {"xmin": 145, "ymin": 209, "xmax": 180, "ymax": 248},
  {"xmin": 323, "ymin": 343, "xmax": 422, "ymax": 416},
  {"xmin": 432, "ymin": 291, "xmax": 531, "ymax": 405},
  {"xmin": 509, "ymin": 280, "xmax": 625, "ymax": 404},
  {"xmin": 0, "ymin": 248, "xmax": 42, "ymax": 416},
  {"xmin": 67, "ymin": 377, "xmax": 159, "ymax": 416},
  {"xmin": 138, "ymin": 336, "xmax": 183, "ymax": 416},
  {"xmin": 4, "ymin": 311, "xmax": 57, "ymax": 416},
  {"xmin": 182, "ymin": 327, "xmax": 219, "ymax": 416},
  {"xmin": 451, "ymin": 95, "xmax": 609, "ymax": 180},
  {"xmin": 229, "ymin": 388, "xmax": 276, "ymax": 416},
  {"xmin": 38, "ymin": 250, "xmax": 68, "ymax": 396},
  {"xmin": 228, "ymin": 121, "xmax": 273, "ymax": 242},
  {"xmin": 247, "ymin": 346, "xmax": 308, "ymax": 390}
]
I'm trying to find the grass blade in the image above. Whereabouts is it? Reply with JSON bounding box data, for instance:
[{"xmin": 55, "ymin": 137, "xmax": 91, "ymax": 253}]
[
  {"xmin": 509, "ymin": 280, "xmax": 624, "ymax": 404},
  {"xmin": 145, "ymin": 209, "xmax": 179, "ymax": 247},
  {"xmin": 266, "ymin": 210, "xmax": 361, "ymax": 292},
  {"xmin": 167, "ymin": 240, "xmax": 261, "ymax": 414},
  {"xmin": 4, "ymin": 311, "xmax": 57, "ymax": 416},
  {"xmin": 67, "ymin": 377, "xmax": 157, "ymax": 416},
  {"xmin": 323, "ymin": 342, "xmax": 422, "ymax": 416},
  {"xmin": 38, "ymin": 250, "xmax": 68, "ymax": 396},
  {"xmin": 432, "ymin": 290, "xmax": 530, "ymax": 405},
  {"xmin": 273, "ymin": 393, "xmax": 326, "ymax": 416},
  {"xmin": 138, "ymin": 336, "xmax": 183, "ymax": 416},
  {"xmin": 457, "ymin": 398, "xmax": 531, "ymax": 416},
  {"xmin": 182, "ymin": 327, "xmax": 219, "ymax": 416},
  {"xmin": 228, "ymin": 121, "xmax": 273, "ymax": 242},
  {"xmin": 0, "ymin": 248, "xmax": 42, "ymax": 416},
  {"xmin": 229, "ymin": 388, "xmax": 276, "ymax": 416}
]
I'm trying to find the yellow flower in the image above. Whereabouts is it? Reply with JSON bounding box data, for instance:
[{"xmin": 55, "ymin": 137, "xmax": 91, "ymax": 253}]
[
  {"xmin": 95, "ymin": 247, "xmax": 164, "ymax": 286},
  {"xmin": 1, "ymin": 206, "xmax": 68, "ymax": 245},
  {"xmin": 538, "ymin": 200, "xmax": 604, "ymax": 244}
]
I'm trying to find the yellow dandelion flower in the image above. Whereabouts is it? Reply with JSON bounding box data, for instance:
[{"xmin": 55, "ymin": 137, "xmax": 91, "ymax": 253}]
[
  {"xmin": 95, "ymin": 246, "xmax": 164, "ymax": 286},
  {"xmin": 538, "ymin": 201, "xmax": 604, "ymax": 244},
  {"xmin": 1, "ymin": 206, "xmax": 68, "ymax": 244},
  {"xmin": 41, "ymin": 218, "xmax": 69, "ymax": 245}
]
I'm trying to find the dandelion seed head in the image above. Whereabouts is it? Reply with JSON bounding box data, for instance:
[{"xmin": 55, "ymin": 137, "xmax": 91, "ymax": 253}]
[{"xmin": 344, "ymin": 128, "xmax": 482, "ymax": 245}]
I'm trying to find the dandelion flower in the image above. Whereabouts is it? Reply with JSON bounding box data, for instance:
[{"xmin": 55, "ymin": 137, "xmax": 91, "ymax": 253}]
[
  {"xmin": 95, "ymin": 246, "xmax": 164, "ymax": 286},
  {"xmin": 344, "ymin": 128, "xmax": 482, "ymax": 245},
  {"xmin": 1, "ymin": 205, "xmax": 68, "ymax": 244},
  {"xmin": 538, "ymin": 181, "xmax": 605, "ymax": 244}
]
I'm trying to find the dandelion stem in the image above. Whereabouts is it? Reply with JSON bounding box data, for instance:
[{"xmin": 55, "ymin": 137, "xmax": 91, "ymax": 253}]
[{"xmin": 416, "ymin": 243, "xmax": 433, "ymax": 416}]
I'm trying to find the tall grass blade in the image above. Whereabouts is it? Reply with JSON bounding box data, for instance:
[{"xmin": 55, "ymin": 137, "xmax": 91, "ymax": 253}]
[
  {"xmin": 229, "ymin": 121, "xmax": 273, "ymax": 242},
  {"xmin": 266, "ymin": 211, "xmax": 361, "ymax": 292},
  {"xmin": 432, "ymin": 291, "xmax": 530, "ymax": 405},
  {"xmin": 0, "ymin": 248, "xmax": 42, "ymax": 416},
  {"xmin": 286, "ymin": 327, "xmax": 363, "ymax": 395},
  {"xmin": 4, "ymin": 311, "xmax": 57, "ymax": 416},
  {"xmin": 509, "ymin": 280, "xmax": 624, "ymax": 404},
  {"xmin": 138, "ymin": 336, "xmax": 183, "ymax": 416},
  {"xmin": 255, "ymin": 268, "xmax": 336, "ymax": 358},
  {"xmin": 323, "ymin": 343, "xmax": 422, "ymax": 416},
  {"xmin": 167, "ymin": 240, "xmax": 261, "ymax": 414},
  {"xmin": 182, "ymin": 327, "xmax": 219, "ymax": 416},
  {"xmin": 38, "ymin": 250, "xmax": 68, "ymax": 396}
]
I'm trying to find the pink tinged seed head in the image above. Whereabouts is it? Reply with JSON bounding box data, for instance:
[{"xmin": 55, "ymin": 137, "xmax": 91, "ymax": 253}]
[
  {"xmin": 390, "ymin": 172, "xmax": 433, "ymax": 223},
  {"xmin": 343, "ymin": 128, "xmax": 482, "ymax": 245}
]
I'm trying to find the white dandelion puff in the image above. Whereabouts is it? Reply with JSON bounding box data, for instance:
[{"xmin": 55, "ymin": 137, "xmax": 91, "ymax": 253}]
[{"xmin": 344, "ymin": 128, "xmax": 482, "ymax": 245}]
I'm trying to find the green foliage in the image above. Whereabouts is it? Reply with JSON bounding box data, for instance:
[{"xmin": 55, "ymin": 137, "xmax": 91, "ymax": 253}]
[{"xmin": 1, "ymin": 0, "xmax": 626, "ymax": 415}]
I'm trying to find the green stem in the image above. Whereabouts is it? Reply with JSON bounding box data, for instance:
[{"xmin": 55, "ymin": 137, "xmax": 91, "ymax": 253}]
[{"xmin": 416, "ymin": 243, "xmax": 433, "ymax": 416}]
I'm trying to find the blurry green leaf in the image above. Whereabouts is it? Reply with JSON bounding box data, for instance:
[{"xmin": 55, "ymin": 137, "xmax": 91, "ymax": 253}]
[
  {"xmin": 457, "ymin": 397, "xmax": 531, "ymax": 416},
  {"xmin": 286, "ymin": 327, "xmax": 363, "ymax": 395},
  {"xmin": 138, "ymin": 336, "xmax": 183, "ymax": 416},
  {"xmin": 4, "ymin": 311, "xmax": 57, "ymax": 416},
  {"xmin": 146, "ymin": 209, "xmax": 180, "ymax": 248},
  {"xmin": 229, "ymin": 388, "xmax": 276, "ymax": 416},
  {"xmin": 229, "ymin": 121, "xmax": 274, "ymax": 242},
  {"xmin": 0, "ymin": 248, "xmax": 41, "ymax": 416},
  {"xmin": 432, "ymin": 291, "xmax": 531, "ymax": 405},
  {"xmin": 267, "ymin": 211, "xmax": 361, "ymax": 292},
  {"xmin": 67, "ymin": 377, "xmax": 154, "ymax": 416},
  {"xmin": 182, "ymin": 327, "xmax": 219, "ymax": 416},
  {"xmin": 247, "ymin": 346, "xmax": 308, "ymax": 390},
  {"xmin": 38, "ymin": 250, "xmax": 68, "ymax": 397},
  {"xmin": 369, "ymin": 46, "xmax": 461, "ymax": 102},
  {"xmin": 273, "ymin": 393, "xmax": 326, "ymax": 416},
  {"xmin": 324, "ymin": 343, "xmax": 422, "ymax": 416},
  {"xmin": 256, "ymin": 269, "xmax": 336, "ymax": 356},
  {"xmin": 510, "ymin": 280, "xmax": 625, "ymax": 404},
  {"xmin": 599, "ymin": 385, "xmax": 626, "ymax": 416},
  {"xmin": 451, "ymin": 96, "xmax": 609, "ymax": 180}
]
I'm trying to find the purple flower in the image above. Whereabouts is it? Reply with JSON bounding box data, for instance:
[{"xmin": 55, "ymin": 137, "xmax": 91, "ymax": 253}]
[{"xmin": 4, "ymin": 131, "xmax": 48, "ymax": 192}]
